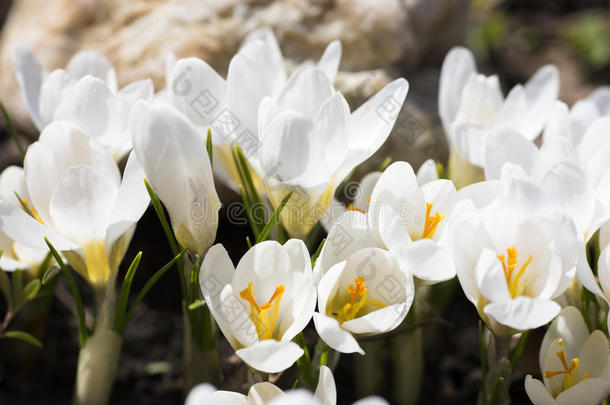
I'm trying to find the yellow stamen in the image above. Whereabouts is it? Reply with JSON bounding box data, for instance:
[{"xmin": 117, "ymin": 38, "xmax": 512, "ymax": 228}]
[
  {"xmin": 333, "ymin": 277, "xmax": 385, "ymax": 323},
  {"xmin": 421, "ymin": 203, "xmax": 444, "ymax": 239},
  {"xmin": 347, "ymin": 196, "xmax": 371, "ymax": 214},
  {"xmin": 497, "ymin": 246, "xmax": 532, "ymax": 298},
  {"xmin": 240, "ymin": 282, "xmax": 285, "ymax": 340},
  {"xmin": 544, "ymin": 350, "xmax": 589, "ymax": 392}
]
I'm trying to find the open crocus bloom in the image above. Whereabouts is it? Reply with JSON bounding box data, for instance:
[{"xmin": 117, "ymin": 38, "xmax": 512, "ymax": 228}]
[
  {"xmin": 186, "ymin": 365, "xmax": 336, "ymax": 405},
  {"xmin": 131, "ymin": 100, "xmax": 221, "ymax": 256},
  {"xmin": 200, "ymin": 240, "xmax": 315, "ymax": 373},
  {"xmin": 12, "ymin": 46, "xmax": 154, "ymax": 160},
  {"xmin": 166, "ymin": 28, "xmax": 341, "ymax": 191},
  {"xmin": 253, "ymin": 65, "xmax": 408, "ymax": 239},
  {"xmin": 0, "ymin": 122, "xmax": 149, "ymax": 288},
  {"xmin": 449, "ymin": 178, "xmax": 580, "ymax": 334},
  {"xmin": 525, "ymin": 306, "xmax": 610, "ymax": 405},
  {"xmin": 320, "ymin": 159, "xmax": 437, "ymax": 232},
  {"xmin": 314, "ymin": 161, "xmax": 457, "ymax": 285},
  {"xmin": 483, "ymin": 117, "xmax": 610, "ymax": 242},
  {"xmin": 438, "ymin": 47, "xmax": 558, "ymax": 188},
  {"xmin": 313, "ymin": 247, "xmax": 414, "ymax": 354},
  {"xmin": 0, "ymin": 166, "xmax": 48, "ymax": 272}
]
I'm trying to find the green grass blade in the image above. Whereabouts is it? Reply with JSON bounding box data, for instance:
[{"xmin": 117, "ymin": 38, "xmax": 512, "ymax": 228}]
[
  {"xmin": 206, "ymin": 128, "xmax": 213, "ymax": 169},
  {"xmin": 123, "ymin": 250, "xmax": 185, "ymax": 328},
  {"xmin": 2, "ymin": 330, "xmax": 42, "ymax": 347},
  {"xmin": 256, "ymin": 191, "xmax": 293, "ymax": 244},
  {"xmin": 113, "ymin": 252, "xmax": 143, "ymax": 334},
  {"xmin": 45, "ymin": 238, "xmax": 87, "ymax": 347}
]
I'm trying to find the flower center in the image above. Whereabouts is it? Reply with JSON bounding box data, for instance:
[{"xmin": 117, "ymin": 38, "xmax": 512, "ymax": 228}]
[
  {"xmin": 497, "ymin": 246, "xmax": 532, "ymax": 298},
  {"xmin": 332, "ymin": 277, "xmax": 385, "ymax": 323},
  {"xmin": 240, "ymin": 282, "xmax": 285, "ymax": 341},
  {"xmin": 544, "ymin": 348, "xmax": 589, "ymax": 393},
  {"xmin": 421, "ymin": 202, "xmax": 444, "ymax": 239}
]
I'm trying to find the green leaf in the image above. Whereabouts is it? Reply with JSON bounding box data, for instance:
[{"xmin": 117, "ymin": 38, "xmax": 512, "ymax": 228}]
[
  {"xmin": 22, "ymin": 279, "xmax": 41, "ymax": 302},
  {"xmin": 14, "ymin": 191, "xmax": 36, "ymax": 219},
  {"xmin": 113, "ymin": 252, "xmax": 143, "ymax": 334},
  {"xmin": 188, "ymin": 299, "xmax": 206, "ymax": 311},
  {"xmin": 311, "ymin": 238, "xmax": 326, "ymax": 267},
  {"xmin": 510, "ymin": 330, "xmax": 530, "ymax": 369},
  {"xmin": 0, "ymin": 100, "xmax": 25, "ymax": 162},
  {"xmin": 123, "ymin": 250, "xmax": 185, "ymax": 329},
  {"xmin": 2, "ymin": 330, "xmax": 42, "ymax": 348},
  {"xmin": 144, "ymin": 179, "xmax": 186, "ymax": 297},
  {"xmin": 42, "ymin": 265, "xmax": 60, "ymax": 285},
  {"xmin": 256, "ymin": 191, "xmax": 293, "ymax": 243},
  {"xmin": 45, "ymin": 238, "xmax": 88, "ymax": 347},
  {"xmin": 206, "ymin": 128, "xmax": 213, "ymax": 169},
  {"xmin": 246, "ymin": 236, "xmax": 253, "ymax": 249}
]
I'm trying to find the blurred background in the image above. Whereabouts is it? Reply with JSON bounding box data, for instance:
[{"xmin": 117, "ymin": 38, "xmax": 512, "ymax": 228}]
[{"xmin": 0, "ymin": 0, "xmax": 608, "ymax": 403}]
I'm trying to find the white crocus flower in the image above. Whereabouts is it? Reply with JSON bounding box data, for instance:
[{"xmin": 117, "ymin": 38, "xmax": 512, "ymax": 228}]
[
  {"xmin": 438, "ymin": 47, "xmax": 558, "ymax": 188},
  {"xmin": 0, "ymin": 122, "xmax": 149, "ymax": 288},
  {"xmin": 254, "ymin": 66, "xmax": 408, "ymax": 239},
  {"xmin": 483, "ymin": 117, "xmax": 610, "ymax": 242},
  {"xmin": 314, "ymin": 161, "xmax": 457, "ymax": 285},
  {"xmin": 131, "ymin": 101, "xmax": 221, "ymax": 257},
  {"xmin": 12, "ymin": 46, "xmax": 154, "ymax": 160},
  {"xmin": 525, "ymin": 306, "xmax": 610, "ymax": 405},
  {"xmin": 320, "ymin": 159, "xmax": 436, "ymax": 232},
  {"xmin": 186, "ymin": 366, "xmax": 335, "ymax": 405},
  {"xmin": 0, "ymin": 166, "xmax": 48, "ymax": 272},
  {"xmin": 449, "ymin": 179, "xmax": 580, "ymax": 334},
  {"xmin": 185, "ymin": 365, "xmax": 388, "ymax": 405},
  {"xmin": 166, "ymin": 28, "xmax": 341, "ymax": 191},
  {"xmin": 200, "ymin": 240, "xmax": 315, "ymax": 373},
  {"xmin": 313, "ymin": 247, "xmax": 414, "ymax": 354}
]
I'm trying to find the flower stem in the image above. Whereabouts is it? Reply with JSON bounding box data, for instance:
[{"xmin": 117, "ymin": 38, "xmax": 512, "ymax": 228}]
[
  {"xmin": 73, "ymin": 284, "xmax": 122, "ymax": 405},
  {"xmin": 480, "ymin": 331, "xmax": 512, "ymax": 405},
  {"xmin": 182, "ymin": 305, "xmax": 219, "ymax": 393}
]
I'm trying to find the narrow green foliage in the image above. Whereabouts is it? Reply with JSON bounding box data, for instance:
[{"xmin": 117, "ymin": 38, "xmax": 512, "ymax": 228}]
[
  {"xmin": 256, "ymin": 191, "xmax": 293, "ymax": 244},
  {"xmin": 188, "ymin": 299, "xmax": 206, "ymax": 311},
  {"xmin": 45, "ymin": 238, "xmax": 88, "ymax": 347},
  {"xmin": 378, "ymin": 157, "xmax": 392, "ymax": 172},
  {"xmin": 42, "ymin": 266, "xmax": 60, "ymax": 285},
  {"xmin": 1, "ymin": 330, "xmax": 42, "ymax": 348},
  {"xmin": 123, "ymin": 250, "xmax": 185, "ymax": 328},
  {"xmin": 311, "ymin": 238, "xmax": 326, "ymax": 267},
  {"xmin": 113, "ymin": 252, "xmax": 143, "ymax": 334},
  {"xmin": 511, "ymin": 330, "xmax": 531, "ymax": 369},
  {"xmin": 206, "ymin": 128, "xmax": 213, "ymax": 169},
  {"xmin": 14, "ymin": 192, "xmax": 35, "ymax": 219}
]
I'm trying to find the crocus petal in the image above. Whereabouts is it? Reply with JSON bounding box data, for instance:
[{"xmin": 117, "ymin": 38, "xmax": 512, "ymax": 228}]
[
  {"xmin": 314, "ymin": 366, "xmax": 337, "ymax": 405},
  {"xmin": 352, "ymin": 397, "xmax": 390, "ymax": 405},
  {"xmin": 49, "ymin": 165, "xmax": 118, "ymax": 246},
  {"xmin": 484, "ymin": 296, "xmax": 560, "ymax": 331},
  {"xmin": 598, "ymin": 246, "xmax": 610, "ymax": 300},
  {"xmin": 12, "ymin": 45, "xmax": 44, "ymax": 130},
  {"xmin": 341, "ymin": 303, "xmax": 408, "ymax": 335},
  {"xmin": 518, "ymin": 65, "xmax": 559, "ymax": 140},
  {"xmin": 53, "ymin": 76, "xmax": 121, "ymax": 143},
  {"xmin": 0, "ymin": 200, "xmax": 77, "ymax": 252},
  {"xmin": 168, "ymin": 58, "xmax": 227, "ymax": 129},
  {"xmin": 0, "ymin": 165, "xmax": 28, "ymax": 205},
  {"xmin": 393, "ymin": 239, "xmax": 456, "ymax": 283},
  {"xmin": 438, "ymin": 47, "xmax": 476, "ymax": 133},
  {"xmin": 484, "ymin": 128, "xmax": 538, "ymax": 180},
  {"xmin": 416, "ymin": 159, "xmax": 438, "ymax": 185},
  {"xmin": 539, "ymin": 306, "xmax": 589, "ymax": 367},
  {"xmin": 38, "ymin": 69, "xmax": 75, "ymax": 126},
  {"xmin": 248, "ymin": 382, "xmax": 285, "ymax": 405},
  {"xmin": 339, "ymin": 78, "xmax": 409, "ymax": 180},
  {"xmin": 555, "ymin": 378, "xmax": 609, "ymax": 405},
  {"xmin": 236, "ymin": 340, "xmax": 304, "ymax": 374},
  {"xmin": 524, "ymin": 375, "xmax": 556, "ymax": 405},
  {"xmin": 66, "ymin": 50, "xmax": 117, "ymax": 92},
  {"xmin": 312, "ymin": 312, "xmax": 364, "ymax": 354},
  {"xmin": 274, "ymin": 67, "xmax": 335, "ymax": 120},
  {"xmin": 317, "ymin": 40, "xmax": 342, "ymax": 82},
  {"xmin": 475, "ymin": 248, "xmax": 512, "ymax": 302}
]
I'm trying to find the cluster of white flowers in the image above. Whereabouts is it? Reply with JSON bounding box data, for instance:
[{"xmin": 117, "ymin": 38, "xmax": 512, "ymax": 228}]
[{"xmin": 1, "ymin": 27, "xmax": 609, "ymax": 405}]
